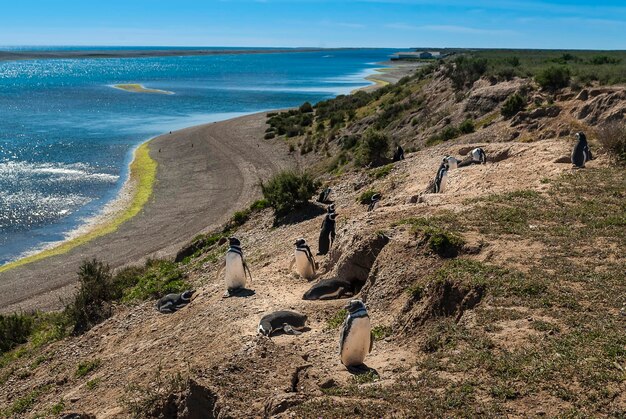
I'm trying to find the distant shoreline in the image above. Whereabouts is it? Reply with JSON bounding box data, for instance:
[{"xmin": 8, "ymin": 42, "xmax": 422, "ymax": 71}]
[{"xmin": 0, "ymin": 47, "xmax": 363, "ymax": 62}]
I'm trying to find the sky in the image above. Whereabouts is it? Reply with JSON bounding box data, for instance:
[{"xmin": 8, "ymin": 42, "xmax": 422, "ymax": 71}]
[{"xmin": 1, "ymin": 0, "xmax": 625, "ymax": 49}]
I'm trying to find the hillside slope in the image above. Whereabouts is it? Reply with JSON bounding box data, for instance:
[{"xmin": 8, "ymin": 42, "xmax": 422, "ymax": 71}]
[{"xmin": 1, "ymin": 56, "xmax": 625, "ymax": 417}]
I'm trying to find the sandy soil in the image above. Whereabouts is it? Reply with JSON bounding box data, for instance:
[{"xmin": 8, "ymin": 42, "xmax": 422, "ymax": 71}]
[{"xmin": 0, "ymin": 112, "xmax": 295, "ymax": 313}]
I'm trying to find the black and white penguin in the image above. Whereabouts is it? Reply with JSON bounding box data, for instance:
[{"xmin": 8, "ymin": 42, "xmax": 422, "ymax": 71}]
[
  {"xmin": 289, "ymin": 238, "xmax": 316, "ymax": 280},
  {"xmin": 258, "ymin": 311, "xmax": 307, "ymax": 336},
  {"xmin": 339, "ymin": 300, "xmax": 374, "ymax": 370},
  {"xmin": 393, "ymin": 145, "xmax": 405, "ymax": 162},
  {"xmin": 156, "ymin": 290, "xmax": 196, "ymax": 313},
  {"xmin": 318, "ymin": 187, "xmax": 332, "ymax": 203},
  {"xmin": 571, "ymin": 132, "xmax": 593, "ymax": 168},
  {"xmin": 434, "ymin": 162, "xmax": 449, "ymax": 193},
  {"xmin": 302, "ymin": 278, "xmax": 355, "ymax": 300},
  {"xmin": 327, "ymin": 203, "xmax": 336, "ymax": 214},
  {"xmin": 443, "ymin": 155, "xmax": 459, "ymax": 170},
  {"xmin": 471, "ymin": 147, "xmax": 487, "ymax": 164},
  {"xmin": 216, "ymin": 237, "xmax": 252, "ymax": 297},
  {"xmin": 367, "ymin": 193, "xmax": 381, "ymax": 212},
  {"xmin": 317, "ymin": 212, "xmax": 337, "ymax": 256}
]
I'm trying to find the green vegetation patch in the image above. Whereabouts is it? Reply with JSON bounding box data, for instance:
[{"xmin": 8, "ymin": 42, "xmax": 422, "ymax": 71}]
[
  {"xmin": 326, "ymin": 309, "xmax": 347, "ymax": 329},
  {"xmin": 261, "ymin": 171, "xmax": 319, "ymax": 217},
  {"xmin": 76, "ymin": 359, "xmax": 101, "ymax": 378}
]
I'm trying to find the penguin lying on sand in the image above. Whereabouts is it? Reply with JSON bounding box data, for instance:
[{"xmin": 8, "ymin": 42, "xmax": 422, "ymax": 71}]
[
  {"xmin": 302, "ymin": 278, "xmax": 357, "ymax": 300},
  {"xmin": 156, "ymin": 290, "xmax": 196, "ymax": 313},
  {"xmin": 216, "ymin": 237, "xmax": 253, "ymax": 297},
  {"xmin": 571, "ymin": 132, "xmax": 593, "ymax": 168},
  {"xmin": 258, "ymin": 311, "xmax": 307, "ymax": 336},
  {"xmin": 339, "ymin": 300, "xmax": 374, "ymax": 372},
  {"xmin": 289, "ymin": 238, "xmax": 316, "ymax": 280},
  {"xmin": 458, "ymin": 147, "xmax": 487, "ymax": 167}
]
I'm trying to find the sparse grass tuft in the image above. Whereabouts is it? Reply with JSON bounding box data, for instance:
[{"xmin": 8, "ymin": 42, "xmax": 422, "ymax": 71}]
[
  {"xmin": 371, "ymin": 325, "xmax": 392, "ymax": 341},
  {"xmin": 326, "ymin": 309, "xmax": 347, "ymax": 329},
  {"xmin": 75, "ymin": 359, "xmax": 101, "ymax": 378}
]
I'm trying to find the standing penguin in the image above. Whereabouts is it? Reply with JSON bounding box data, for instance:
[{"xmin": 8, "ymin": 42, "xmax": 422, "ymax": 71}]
[
  {"xmin": 393, "ymin": 144, "xmax": 405, "ymax": 162},
  {"xmin": 317, "ymin": 212, "xmax": 337, "ymax": 256},
  {"xmin": 318, "ymin": 187, "xmax": 332, "ymax": 203},
  {"xmin": 434, "ymin": 162, "xmax": 449, "ymax": 193},
  {"xmin": 216, "ymin": 237, "xmax": 252, "ymax": 297},
  {"xmin": 289, "ymin": 238, "xmax": 316, "ymax": 280},
  {"xmin": 471, "ymin": 147, "xmax": 487, "ymax": 164},
  {"xmin": 443, "ymin": 155, "xmax": 459, "ymax": 170},
  {"xmin": 339, "ymin": 300, "xmax": 374, "ymax": 371},
  {"xmin": 156, "ymin": 290, "xmax": 196, "ymax": 313},
  {"xmin": 571, "ymin": 132, "xmax": 593, "ymax": 168},
  {"xmin": 367, "ymin": 193, "xmax": 381, "ymax": 212}
]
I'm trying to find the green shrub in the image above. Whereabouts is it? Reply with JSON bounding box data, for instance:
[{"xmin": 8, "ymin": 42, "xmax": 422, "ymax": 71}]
[
  {"xmin": 326, "ymin": 309, "xmax": 347, "ymax": 329},
  {"xmin": 249, "ymin": 199, "xmax": 269, "ymax": 211},
  {"xmin": 501, "ymin": 93, "xmax": 526, "ymax": 118},
  {"xmin": 444, "ymin": 56, "xmax": 488, "ymax": 90},
  {"xmin": 597, "ymin": 122, "xmax": 626, "ymax": 165},
  {"xmin": 121, "ymin": 259, "xmax": 188, "ymax": 301},
  {"xmin": 299, "ymin": 102, "xmax": 313, "ymax": 113},
  {"xmin": 458, "ymin": 119, "xmax": 475, "ymax": 134},
  {"xmin": 355, "ymin": 130, "xmax": 389, "ymax": 167},
  {"xmin": 0, "ymin": 314, "xmax": 35, "ymax": 354},
  {"xmin": 66, "ymin": 259, "xmax": 116, "ymax": 335},
  {"xmin": 261, "ymin": 171, "xmax": 319, "ymax": 216},
  {"xmin": 358, "ymin": 190, "xmax": 380, "ymax": 205},
  {"xmin": 232, "ymin": 210, "xmax": 250, "ymax": 226},
  {"xmin": 589, "ymin": 55, "xmax": 621, "ymax": 65},
  {"xmin": 535, "ymin": 66, "xmax": 571, "ymax": 91}
]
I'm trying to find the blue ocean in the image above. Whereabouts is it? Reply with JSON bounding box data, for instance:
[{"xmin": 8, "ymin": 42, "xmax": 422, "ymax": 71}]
[{"xmin": 0, "ymin": 48, "xmax": 395, "ymax": 265}]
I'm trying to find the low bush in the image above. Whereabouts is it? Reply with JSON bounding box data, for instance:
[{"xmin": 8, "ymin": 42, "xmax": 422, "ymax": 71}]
[
  {"xmin": 501, "ymin": 93, "xmax": 526, "ymax": 118},
  {"xmin": 358, "ymin": 190, "xmax": 381, "ymax": 205},
  {"xmin": 261, "ymin": 171, "xmax": 319, "ymax": 216},
  {"xmin": 535, "ymin": 65, "xmax": 571, "ymax": 91},
  {"xmin": 355, "ymin": 130, "xmax": 389, "ymax": 167},
  {"xmin": 458, "ymin": 119, "xmax": 475, "ymax": 134},
  {"xmin": 0, "ymin": 313, "xmax": 35, "ymax": 354},
  {"xmin": 66, "ymin": 259, "xmax": 117, "ymax": 335},
  {"xmin": 121, "ymin": 259, "xmax": 187, "ymax": 301},
  {"xmin": 597, "ymin": 122, "xmax": 626, "ymax": 165}
]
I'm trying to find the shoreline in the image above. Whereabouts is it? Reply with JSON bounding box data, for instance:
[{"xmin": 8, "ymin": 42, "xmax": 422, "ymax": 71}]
[
  {"xmin": 0, "ymin": 143, "xmax": 157, "ymax": 274},
  {"xmin": 0, "ymin": 61, "xmax": 413, "ymax": 312}
]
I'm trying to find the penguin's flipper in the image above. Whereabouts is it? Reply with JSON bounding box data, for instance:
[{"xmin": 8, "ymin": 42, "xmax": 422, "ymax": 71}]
[
  {"xmin": 158, "ymin": 301, "xmax": 174, "ymax": 313},
  {"xmin": 283, "ymin": 324, "xmax": 302, "ymax": 335},
  {"xmin": 369, "ymin": 331, "xmax": 375, "ymax": 353}
]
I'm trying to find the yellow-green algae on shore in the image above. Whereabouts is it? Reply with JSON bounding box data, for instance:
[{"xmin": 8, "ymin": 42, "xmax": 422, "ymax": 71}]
[
  {"xmin": 0, "ymin": 143, "xmax": 157, "ymax": 273},
  {"xmin": 113, "ymin": 83, "xmax": 174, "ymax": 95}
]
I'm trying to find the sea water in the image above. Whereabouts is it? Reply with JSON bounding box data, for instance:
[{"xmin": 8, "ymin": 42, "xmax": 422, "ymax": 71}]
[{"xmin": 0, "ymin": 48, "xmax": 395, "ymax": 265}]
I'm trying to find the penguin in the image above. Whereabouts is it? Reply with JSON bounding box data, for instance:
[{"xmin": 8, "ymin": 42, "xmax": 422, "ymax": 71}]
[
  {"xmin": 571, "ymin": 132, "xmax": 593, "ymax": 168},
  {"xmin": 327, "ymin": 203, "xmax": 336, "ymax": 214},
  {"xmin": 393, "ymin": 145, "xmax": 405, "ymax": 162},
  {"xmin": 216, "ymin": 237, "xmax": 252, "ymax": 297},
  {"xmin": 258, "ymin": 311, "xmax": 307, "ymax": 336},
  {"xmin": 339, "ymin": 300, "xmax": 374, "ymax": 370},
  {"xmin": 367, "ymin": 193, "xmax": 381, "ymax": 212},
  {"xmin": 289, "ymin": 238, "xmax": 317, "ymax": 280},
  {"xmin": 318, "ymin": 187, "xmax": 332, "ymax": 203},
  {"xmin": 302, "ymin": 278, "xmax": 355, "ymax": 300},
  {"xmin": 471, "ymin": 147, "xmax": 487, "ymax": 164},
  {"xmin": 317, "ymin": 212, "xmax": 337, "ymax": 256},
  {"xmin": 443, "ymin": 155, "xmax": 459, "ymax": 170},
  {"xmin": 156, "ymin": 290, "xmax": 196, "ymax": 313},
  {"xmin": 434, "ymin": 162, "xmax": 448, "ymax": 193}
]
